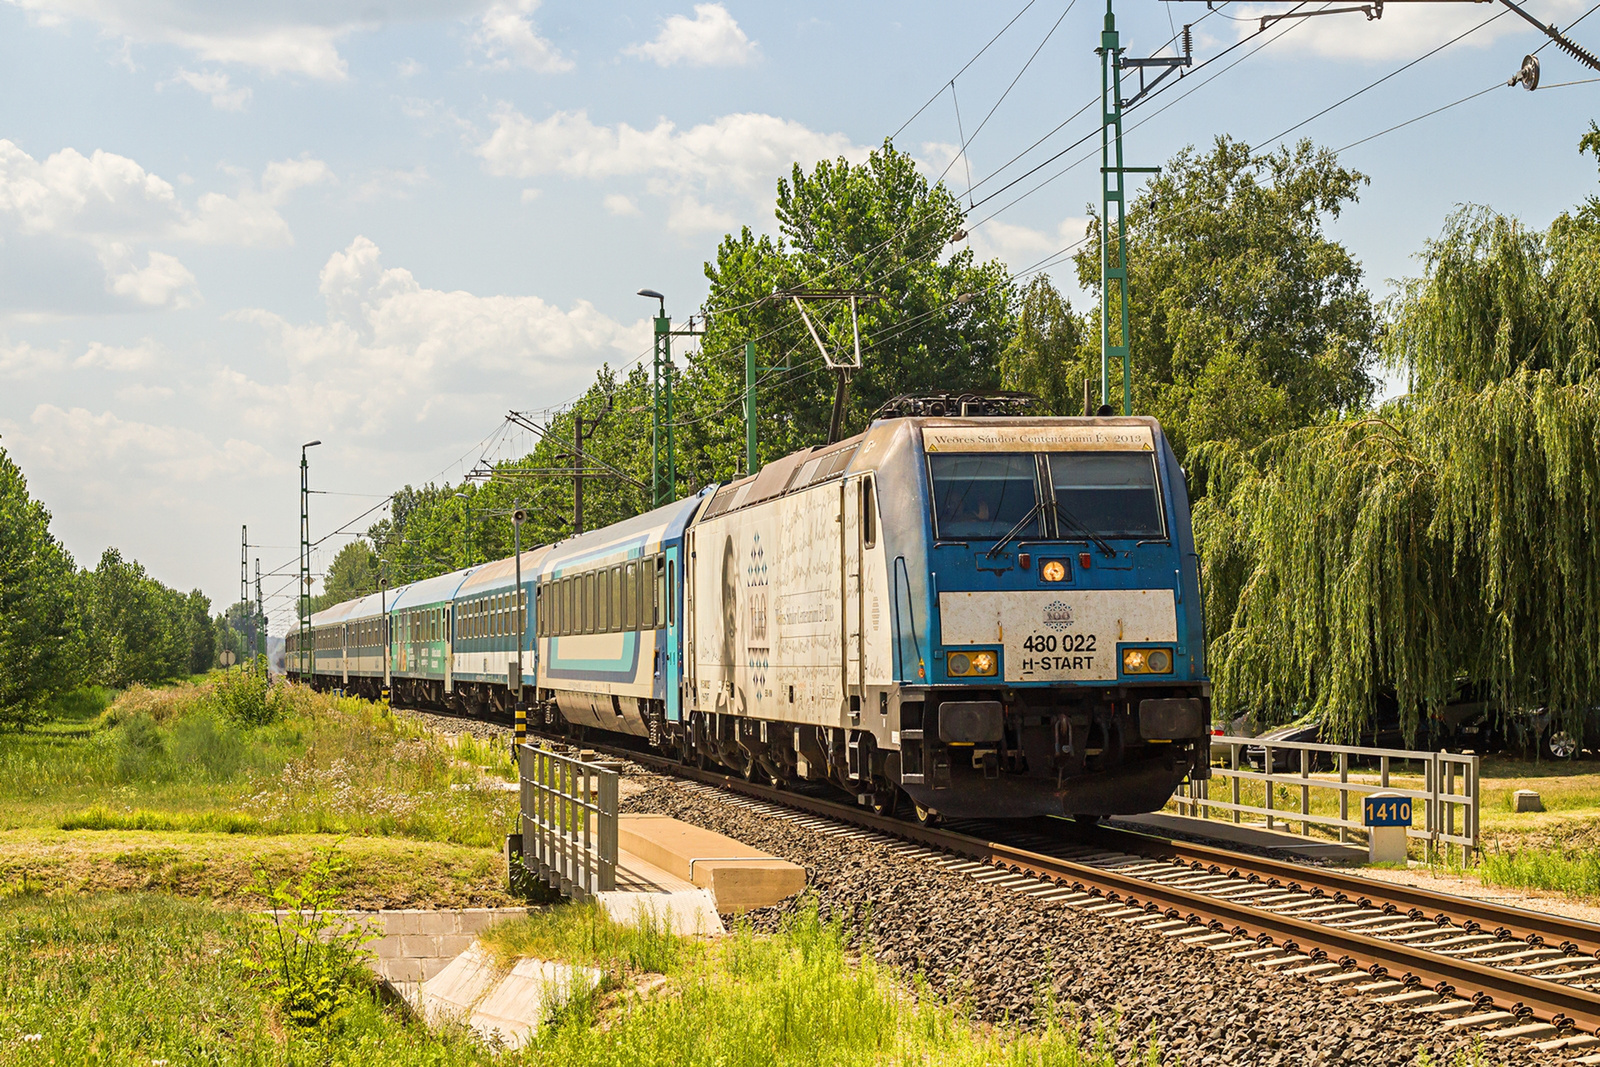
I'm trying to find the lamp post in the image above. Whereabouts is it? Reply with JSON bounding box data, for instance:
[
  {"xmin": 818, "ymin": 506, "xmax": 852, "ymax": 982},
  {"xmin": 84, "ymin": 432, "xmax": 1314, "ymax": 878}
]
[
  {"xmin": 299, "ymin": 439, "xmax": 321, "ymax": 680},
  {"xmin": 637, "ymin": 288, "xmax": 673, "ymax": 508}
]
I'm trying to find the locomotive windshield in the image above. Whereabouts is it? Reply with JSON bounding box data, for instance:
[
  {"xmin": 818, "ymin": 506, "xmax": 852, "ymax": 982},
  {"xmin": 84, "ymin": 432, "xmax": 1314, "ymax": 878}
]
[
  {"xmin": 929, "ymin": 450, "xmax": 1165, "ymax": 541},
  {"xmin": 929, "ymin": 453, "xmax": 1040, "ymax": 541},
  {"xmin": 1047, "ymin": 452, "xmax": 1164, "ymax": 539}
]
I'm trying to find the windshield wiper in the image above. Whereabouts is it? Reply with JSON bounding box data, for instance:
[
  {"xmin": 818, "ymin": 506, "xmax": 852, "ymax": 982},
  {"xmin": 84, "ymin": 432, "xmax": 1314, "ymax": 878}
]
[
  {"xmin": 1052, "ymin": 500, "xmax": 1116, "ymax": 558},
  {"xmin": 985, "ymin": 501, "xmax": 1044, "ymax": 559}
]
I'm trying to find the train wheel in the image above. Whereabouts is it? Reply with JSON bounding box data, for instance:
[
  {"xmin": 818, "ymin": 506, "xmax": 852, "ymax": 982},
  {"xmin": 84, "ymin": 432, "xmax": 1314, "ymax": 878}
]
[
  {"xmin": 913, "ymin": 802, "xmax": 940, "ymax": 827},
  {"xmin": 868, "ymin": 790, "xmax": 896, "ymax": 817}
]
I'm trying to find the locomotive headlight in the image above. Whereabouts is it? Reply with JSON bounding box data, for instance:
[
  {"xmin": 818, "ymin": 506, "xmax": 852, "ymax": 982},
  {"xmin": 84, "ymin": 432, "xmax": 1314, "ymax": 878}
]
[
  {"xmin": 1123, "ymin": 647, "xmax": 1175, "ymax": 675},
  {"xmin": 1040, "ymin": 559, "xmax": 1067, "ymax": 583},
  {"xmin": 947, "ymin": 650, "xmax": 999, "ymax": 677}
]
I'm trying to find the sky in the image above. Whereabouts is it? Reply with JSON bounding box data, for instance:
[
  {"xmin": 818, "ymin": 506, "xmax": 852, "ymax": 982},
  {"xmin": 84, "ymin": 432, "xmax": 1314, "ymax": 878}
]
[{"xmin": 0, "ymin": 0, "xmax": 1596, "ymax": 632}]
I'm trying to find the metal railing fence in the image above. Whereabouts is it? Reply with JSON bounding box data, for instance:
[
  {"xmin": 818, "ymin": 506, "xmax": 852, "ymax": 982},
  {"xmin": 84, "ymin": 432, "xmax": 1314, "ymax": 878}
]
[
  {"xmin": 518, "ymin": 744, "xmax": 618, "ymax": 900},
  {"xmin": 1172, "ymin": 738, "xmax": 1479, "ymax": 858}
]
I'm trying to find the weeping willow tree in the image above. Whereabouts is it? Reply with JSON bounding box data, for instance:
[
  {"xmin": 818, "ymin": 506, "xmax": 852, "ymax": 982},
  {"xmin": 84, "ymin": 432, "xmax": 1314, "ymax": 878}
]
[{"xmin": 1197, "ymin": 197, "xmax": 1600, "ymax": 741}]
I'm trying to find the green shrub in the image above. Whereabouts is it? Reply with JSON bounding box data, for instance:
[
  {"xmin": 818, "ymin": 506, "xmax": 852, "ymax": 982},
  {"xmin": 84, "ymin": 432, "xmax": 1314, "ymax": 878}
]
[
  {"xmin": 171, "ymin": 708, "xmax": 247, "ymax": 779},
  {"xmin": 1480, "ymin": 847, "xmax": 1600, "ymax": 898},
  {"xmin": 114, "ymin": 713, "xmax": 169, "ymax": 782},
  {"xmin": 237, "ymin": 842, "xmax": 375, "ymax": 1029},
  {"xmin": 208, "ymin": 663, "xmax": 286, "ymax": 728}
]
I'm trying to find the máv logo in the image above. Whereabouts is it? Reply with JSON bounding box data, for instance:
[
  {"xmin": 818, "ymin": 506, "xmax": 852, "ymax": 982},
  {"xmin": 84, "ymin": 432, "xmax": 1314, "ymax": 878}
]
[{"xmin": 1043, "ymin": 600, "xmax": 1074, "ymax": 632}]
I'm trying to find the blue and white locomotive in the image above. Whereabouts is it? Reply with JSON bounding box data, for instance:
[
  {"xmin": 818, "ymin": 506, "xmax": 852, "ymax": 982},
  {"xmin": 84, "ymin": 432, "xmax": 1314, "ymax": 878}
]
[{"xmin": 290, "ymin": 415, "xmax": 1210, "ymax": 820}]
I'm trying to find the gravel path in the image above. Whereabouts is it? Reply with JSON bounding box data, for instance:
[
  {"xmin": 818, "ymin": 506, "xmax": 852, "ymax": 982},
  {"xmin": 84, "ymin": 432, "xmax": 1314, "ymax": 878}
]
[{"xmin": 624, "ymin": 773, "xmax": 1568, "ymax": 1067}]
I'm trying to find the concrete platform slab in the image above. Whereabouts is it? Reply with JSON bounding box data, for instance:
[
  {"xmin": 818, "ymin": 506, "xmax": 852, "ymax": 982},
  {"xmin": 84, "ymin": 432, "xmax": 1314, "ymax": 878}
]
[
  {"xmin": 1111, "ymin": 812, "xmax": 1368, "ymax": 865},
  {"xmin": 618, "ymin": 813, "xmax": 805, "ymax": 913},
  {"xmin": 410, "ymin": 942, "xmax": 601, "ymax": 1049},
  {"xmin": 600, "ymin": 849, "xmax": 725, "ymax": 936}
]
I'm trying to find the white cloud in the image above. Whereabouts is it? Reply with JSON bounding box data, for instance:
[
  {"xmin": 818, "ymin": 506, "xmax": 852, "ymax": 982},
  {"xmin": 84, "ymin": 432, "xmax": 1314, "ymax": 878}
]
[
  {"xmin": 162, "ymin": 69, "xmax": 253, "ymax": 111},
  {"xmin": 7, "ymin": 403, "xmax": 277, "ymax": 483},
  {"xmin": 0, "ymin": 337, "xmax": 68, "ymax": 378},
  {"xmin": 114, "ymin": 383, "xmax": 176, "ymax": 403},
  {"xmin": 222, "ymin": 236, "xmax": 647, "ymax": 437},
  {"xmin": 103, "ymin": 250, "xmax": 198, "ymax": 308},
  {"xmin": 76, "ymin": 337, "xmax": 164, "ymax": 371},
  {"xmin": 476, "ymin": 106, "xmax": 862, "ymax": 224},
  {"xmin": 624, "ymin": 3, "xmax": 758, "ymax": 68},
  {"xmin": 666, "ymin": 196, "xmax": 738, "ymax": 234},
  {"xmin": 396, "ymin": 57, "xmax": 426, "ymax": 78},
  {"xmin": 356, "ymin": 166, "xmax": 430, "ymax": 201},
  {"xmin": 0, "ymin": 141, "xmax": 332, "ymax": 309},
  {"xmin": 4, "ymin": 0, "xmax": 364, "ymax": 79},
  {"xmin": 602, "ymin": 193, "xmax": 639, "ymax": 216},
  {"xmin": 520, "ymin": 187, "xmax": 541, "ymax": 204},
  {"xmin": 473, "ymin": 0, "xmax": 572, "ymax": 73},
  {"xmin": 1234, "ymin": 0, "xmax": 1585, "ymax": 60}
]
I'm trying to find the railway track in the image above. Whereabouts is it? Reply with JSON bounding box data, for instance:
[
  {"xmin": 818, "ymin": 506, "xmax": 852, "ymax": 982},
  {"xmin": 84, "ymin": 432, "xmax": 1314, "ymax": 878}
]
[{"xmin": 402, "ymin": 704, "xmax": 1600, "ymax": 1059}]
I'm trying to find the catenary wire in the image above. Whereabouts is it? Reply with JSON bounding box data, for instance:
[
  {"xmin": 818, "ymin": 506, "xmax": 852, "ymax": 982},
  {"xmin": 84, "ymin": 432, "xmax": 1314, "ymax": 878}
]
[{"xmin": 891, "ymin": 0, "xmax": 1042, "ymax": 140}]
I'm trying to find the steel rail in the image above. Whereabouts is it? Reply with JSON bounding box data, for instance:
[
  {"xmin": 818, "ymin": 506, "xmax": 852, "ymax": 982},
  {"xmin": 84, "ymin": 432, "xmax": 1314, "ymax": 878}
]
[{"xmin": 1081, "ymin": 822, "xmax": 1600, "ymax": 958}]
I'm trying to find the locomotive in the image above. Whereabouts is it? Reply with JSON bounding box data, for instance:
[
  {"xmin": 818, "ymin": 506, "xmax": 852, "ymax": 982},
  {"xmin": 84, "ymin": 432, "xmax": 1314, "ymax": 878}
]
[{"xmin": 291, "ymin": 415, "xmax": 1210, "ymax": 820}]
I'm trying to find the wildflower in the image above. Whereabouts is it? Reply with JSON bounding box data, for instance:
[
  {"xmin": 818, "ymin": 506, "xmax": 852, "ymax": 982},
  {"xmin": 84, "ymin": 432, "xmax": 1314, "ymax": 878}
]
[{"xmin": 21, "ymin": 1034, "xmax": 41, "ymax": 1042}]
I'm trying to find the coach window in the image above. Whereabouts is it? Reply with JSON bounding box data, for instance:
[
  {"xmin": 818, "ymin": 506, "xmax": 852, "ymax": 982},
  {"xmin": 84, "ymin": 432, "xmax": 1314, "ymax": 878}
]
[
  {"xmin": 598, "ymin": 569, "xmax": 611, "ymax": 632},
  {"xmin": 622, "ymin": 562, "xmax": 637, "ymax": 630},
  {"xmin": 862, "ymin": 476, "xmax": 877, "ymax": 548},
  {"xmin": 587, "ymin": 571, "xmax": 599, "ymax": 634},
  {"xmin": 610, "ymin": 565, "xmax": 622, "ymax": 631}
]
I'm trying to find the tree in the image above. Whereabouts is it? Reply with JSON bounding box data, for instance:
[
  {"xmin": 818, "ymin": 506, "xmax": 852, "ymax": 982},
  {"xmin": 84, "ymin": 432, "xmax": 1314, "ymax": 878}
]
[
  {"xmin": 0, "ymin": 448, "xmax": 83, "ymax": 727},
  {"xmin": 1000, "ymin": 277, "xmax": 1089, "ymax": 415},
  {"xmin": 681, "ymin": 140, "xmax": 1016, "ymax": 485},
  {"xmin": 1074, "ymin": 136, "xmax": 1380, "ymax": 458},
  {"xmin": 314, "ymin": 541, "xmax": 378, "ymax": 612},
  {"xmin": 1195, "ymin": 192, "xmax": 1600, "ymax": 741},
  {"xmin": 83, "ymin": 549, "xmax": 168, "ymax": 688}
]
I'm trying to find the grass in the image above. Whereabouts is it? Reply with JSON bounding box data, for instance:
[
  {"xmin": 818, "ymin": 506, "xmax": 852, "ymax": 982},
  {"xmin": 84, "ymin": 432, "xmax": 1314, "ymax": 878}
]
[
  {"xmin": 0, "ymin": 890, "xmax": 1151, "ymax": 1065},
  {"xmin": 0, "ymin": 677, "xmax": 517, "ymax": 843},
  {"xmin": 0, "ymin": 893, "xmax": 503, "ymax": 1067},
  {"xmin": 481, "ymin": 900, "xmax": 1142, "ymax": 1067},
  {"xmin": 0, "ymin": 828, "xmax": 511, "ymax": 908},
  {"xmin": 0, "ymin": 677, "xmax": 520, "ymax": 907},
  {"xmin": 1476, "ymin": 848, "xmax": 1600, "ymax": 899}
]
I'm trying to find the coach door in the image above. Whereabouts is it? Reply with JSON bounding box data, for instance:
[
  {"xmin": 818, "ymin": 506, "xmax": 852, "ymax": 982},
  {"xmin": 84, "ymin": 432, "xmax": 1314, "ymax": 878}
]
[
  {"xmin": 842, "ymin": 479, "xmax": 863, "ymax": 714},
  {"xmin": 342, "ymin": 624, "xmax": 349, "ymax": 686},
  {"xmin": 444, "ymin": 603, "xmax": 454, "ymax": 695},
  {"xmin": 684, "ymin": 531, "xmax": 697, "ymax": 711},
  {"xmin": 665, "ymin": 547, "xmax": 683, "ymax": 723}
]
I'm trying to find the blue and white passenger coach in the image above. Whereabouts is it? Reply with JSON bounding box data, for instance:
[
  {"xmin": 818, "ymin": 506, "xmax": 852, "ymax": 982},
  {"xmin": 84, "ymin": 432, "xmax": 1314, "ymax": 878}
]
[{"xmin": 293, "ymin": 414, "xmax": 1210, "ymax": 822}]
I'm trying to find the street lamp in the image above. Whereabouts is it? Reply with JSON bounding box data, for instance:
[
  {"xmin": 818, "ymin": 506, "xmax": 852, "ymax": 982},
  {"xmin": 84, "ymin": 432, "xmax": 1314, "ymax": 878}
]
[
  {"xmin": 299, "ymin": 439, "xmax": 322, "ymax": 680},
  {"xmin": 637, "ymin": 289, "xmax": 673, "ymax": 506}
]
